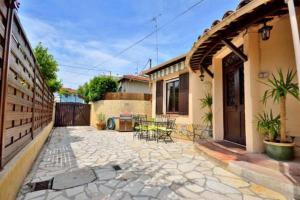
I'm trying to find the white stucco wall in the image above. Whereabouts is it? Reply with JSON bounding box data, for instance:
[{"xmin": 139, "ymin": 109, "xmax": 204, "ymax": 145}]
[{"xmin": 119, "ymin": 80, "xmax": 151, "ymax": 94}]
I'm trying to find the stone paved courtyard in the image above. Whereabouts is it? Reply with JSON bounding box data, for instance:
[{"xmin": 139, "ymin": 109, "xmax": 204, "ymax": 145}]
[{"xmin": 18, "ymin": 127, "xmax": 287, "ymax": 200}]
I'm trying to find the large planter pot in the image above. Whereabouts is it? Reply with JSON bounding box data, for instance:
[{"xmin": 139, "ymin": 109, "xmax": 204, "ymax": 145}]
[
  {"xmin": 96, "ymin": 122, "xmax": 106, "ymax": 130},
  {"xmin": 264, "ymin": 140, "xmax": 295, "ymax": 161}
]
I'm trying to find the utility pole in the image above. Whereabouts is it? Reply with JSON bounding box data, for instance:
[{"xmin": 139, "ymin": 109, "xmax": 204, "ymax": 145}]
[
  {"xmin": 149, "ymin": 58, "xmax": 152, "ymax": 68},
  {"xmin": 151, "ymin": 14, "xmax": 161, "ymax": 66}
]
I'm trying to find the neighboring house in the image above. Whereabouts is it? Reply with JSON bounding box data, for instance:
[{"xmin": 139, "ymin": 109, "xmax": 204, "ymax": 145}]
[
  {"xmin": 118, "ymin": 75, "xmax": 151, "ymax": 94},
  {"xmin": 57, "ymin": 88, "xmax": 84, "ymax": 103},
  {"xmin": 186, "ymin": 0, "xmax": 300, "ymax": 154},
  {"xmin": 143, "ymin": 54, "xmax": 211, "ymax": 128}
]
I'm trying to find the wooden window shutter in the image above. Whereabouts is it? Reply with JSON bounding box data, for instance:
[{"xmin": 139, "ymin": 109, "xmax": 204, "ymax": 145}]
[
  {"xmin": 156, "ymin": 80, "xmax": 163, "ymax": 115},
  {"xmin": 179, "ymin": 73, "xmax": 189, "ymax": 115}
]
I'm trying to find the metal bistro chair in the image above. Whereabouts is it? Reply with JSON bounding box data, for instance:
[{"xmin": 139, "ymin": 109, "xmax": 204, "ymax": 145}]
[
  {"xmin": 140, "ymin": 119, "xmax": 153, "ymax": 140},
  {"xmin": 157, "ymin": 119, "xmax": 176, "ymax": 143},
  {"xmin": 133, "ymin": 115, "xmax": 146, "ymax": 139}
]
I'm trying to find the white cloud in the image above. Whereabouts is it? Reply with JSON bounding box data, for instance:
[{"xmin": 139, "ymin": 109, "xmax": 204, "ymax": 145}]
[{"xmin": 18, "ymin": 14, "xmax": 173, "ymax": 88}]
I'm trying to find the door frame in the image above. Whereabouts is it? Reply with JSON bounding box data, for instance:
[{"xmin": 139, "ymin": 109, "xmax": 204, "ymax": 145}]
[{"xmin": 222, "ymin": 51, "xmax": 246, "ymax": 146}]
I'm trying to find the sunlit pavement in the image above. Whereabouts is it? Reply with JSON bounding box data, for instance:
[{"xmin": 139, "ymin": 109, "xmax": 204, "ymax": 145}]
[{"xmin": 18, "ymin": 126, "xmax": 287, "ymax": 200}]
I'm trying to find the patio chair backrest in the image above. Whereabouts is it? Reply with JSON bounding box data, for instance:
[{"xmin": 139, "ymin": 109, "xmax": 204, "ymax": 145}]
[
  {"xmin": 156, "ymin": 114, "xmax": 171, "ymax": 123},
  {"xmin": 135, "ymin": 115, "xmax": 146, "ymax": 122},
  {"xmin": 141, "ymin": 120, "xmax": 152, "ymax": 128},
  {"xmin": 166, "ymin": 119, "xmax": 176, "ymax": 129}
]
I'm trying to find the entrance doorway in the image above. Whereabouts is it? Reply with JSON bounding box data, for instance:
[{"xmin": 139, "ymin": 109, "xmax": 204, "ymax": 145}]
[{"xmin": 223, "ymin": 52, "xmax": 246, "ymax": 146}]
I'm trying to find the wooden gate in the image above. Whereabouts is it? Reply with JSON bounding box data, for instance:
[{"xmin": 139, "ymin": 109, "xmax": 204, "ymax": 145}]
[{"xmin": 55, "ymin": 103, "xmax": 90, "ymax": 127}]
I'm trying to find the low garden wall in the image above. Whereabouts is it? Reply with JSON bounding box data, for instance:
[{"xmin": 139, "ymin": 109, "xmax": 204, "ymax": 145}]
[
  {"xmin": 0, "ymin": 120, "xmax": 54, "ymax": 200},
  {"xmin": 90, "ymin": 93, "xmax": 152, "ymax": 129}
]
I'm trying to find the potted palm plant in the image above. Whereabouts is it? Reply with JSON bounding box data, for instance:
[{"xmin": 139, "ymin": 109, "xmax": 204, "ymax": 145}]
[
  {"xmin": 200, "ymin": 92, "xmax": 213, "ymax": 137},
  {"xmin": 261, "ymin": 69, "xmax": 299, "ymax": 160},
  {"xmin": 257, "ymin": 110, "xmax": 280, "ymax": 142},
  {"xmin": 96, "ymin": 113, "xmax": 106, "ymax": 130}
]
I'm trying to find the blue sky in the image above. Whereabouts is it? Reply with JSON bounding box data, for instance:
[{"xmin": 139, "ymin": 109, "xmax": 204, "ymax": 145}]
[{"xmin": 18, "ymin": 0, "xmax": 238, "ymax": 89}]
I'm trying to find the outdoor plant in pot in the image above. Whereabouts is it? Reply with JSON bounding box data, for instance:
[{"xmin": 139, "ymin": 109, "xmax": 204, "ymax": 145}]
[
  {"xmin": 257, "ymin": 110, "xmax": 280, "ymax": 143},
  {"xmin": 200, "ymin": 92, "xmax": 213, "ymax": 137},
  {"xmin": 260, "ymin": 69, "xmax": 299, "ymax": 161},
  {"xmin": 96, "ymin": 113, "xmax": 106, "ymax": 130}
]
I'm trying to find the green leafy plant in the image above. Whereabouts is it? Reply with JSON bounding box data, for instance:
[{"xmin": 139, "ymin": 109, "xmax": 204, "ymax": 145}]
[
  {"xmin": 34, "ymin": 42, "xmax": 62, "ymax": 92},
  {"xmin": 200, "ymin": 93, "xmax": 213, "ymax": 130},
  {"xmin": 77, "ymin": 83, "xmax": 90, "ymax": 103},
  {"xmin": 256, "ymin": 110, "xmax": 280, "ymax": 142},
  {"xmin": 78, "ymin": 76, "xmax": 117, "ymax": 103},
  {"xmin": 261, "ymin": 69, "xmax": 299, "ymax": 142},
  {"xmin": 97, "ymin": 113, "xmax": 106, "ymax": 122}
]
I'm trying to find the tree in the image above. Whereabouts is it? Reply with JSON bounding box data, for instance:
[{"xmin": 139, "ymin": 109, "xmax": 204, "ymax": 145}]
[
  {"xmin": 34, "ymin": 42, "xmax": 62, "ymax": 92},
  {"xmin": 77, "ymin": 76, "xmax": 117, "ymax": 103},
  {"xmin": 77, "ymin": 83, "xmax": 90, "ymax": 103},
  {"xmin": 262, "ymin": 69, "xmax": 299, "ymax": 142}
]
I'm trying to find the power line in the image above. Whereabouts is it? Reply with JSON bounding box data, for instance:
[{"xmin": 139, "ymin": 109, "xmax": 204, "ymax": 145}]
[
  {"xmin": 56, "ymin": 0, "xmax": 206, "ymax": 73},
  {"xmin": 90, "ymin": 0, "xmax": 207, "ymax": 69},
  {"xmin": 59, "ymin": 69, "xmax": 100, "ymax": 77},
  {"xmin": 59, "ymin": 64, "xmax": 112, "ymax": 73},
  {"xmin": 59, "ymin": 68, "xmax": 123, "ymax": 80}
]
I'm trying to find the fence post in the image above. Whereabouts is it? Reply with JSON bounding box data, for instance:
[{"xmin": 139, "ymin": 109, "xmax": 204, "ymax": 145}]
[
  {"xmin": 31, "ymin": 68, "xmax": 36, "ymax": 139},
  {"xmin": 0, "ymin": 0, "xmax": 16, "ymax": 168}
]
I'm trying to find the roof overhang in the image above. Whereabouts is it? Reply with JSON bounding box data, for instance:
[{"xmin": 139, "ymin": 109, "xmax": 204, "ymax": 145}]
[
  {"xmin": 143, "ymin": 54, "xmax": 186, "ymax": 75},
  {"xmin": 186, "ymin": 0, "xmax": 294, "ymax": 72}
]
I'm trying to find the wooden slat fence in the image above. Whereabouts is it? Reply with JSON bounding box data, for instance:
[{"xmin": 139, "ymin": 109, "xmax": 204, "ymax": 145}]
[{"xmin": 0, "ymin": 0, "xmax": 54, "ymax": 167}]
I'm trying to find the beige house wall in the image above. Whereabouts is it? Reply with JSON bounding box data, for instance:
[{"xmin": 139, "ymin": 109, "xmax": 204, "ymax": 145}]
[
  {"xmin": 150, "ymin": 69, "xmax": 211, "ymax": 126},
  {"xmin": 212, "ymin": 12, "xmax": 300, "ymax": 154},
  {"xmin": 90, "ymin": 100, "xmax": 152, "ymax": 128}
]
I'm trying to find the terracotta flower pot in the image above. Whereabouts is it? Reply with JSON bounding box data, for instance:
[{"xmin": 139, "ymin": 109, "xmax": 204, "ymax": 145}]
[
  {"xmin": 264, "ymin": 140, "xmax": 295, "ymax": 161},
  {"xmin": 96, "ymin": 122, "xmax": 106, "ymax": 130}
]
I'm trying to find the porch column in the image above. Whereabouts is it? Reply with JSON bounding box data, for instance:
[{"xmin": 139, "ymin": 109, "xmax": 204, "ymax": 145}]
[
  {"xmin": 244, "ymin": 28, "xmax": 264, "ymax": 153},
  {"xmin": 212, "ymin": 58, "xmax": 224, "ymax": 140},
  {"xmin": 286, "ymin": 0, "xmax": 300, "ymax": 90},
  {"xmin": 151, "ymin": 81, "xmax": 156, "ymax": 118}
]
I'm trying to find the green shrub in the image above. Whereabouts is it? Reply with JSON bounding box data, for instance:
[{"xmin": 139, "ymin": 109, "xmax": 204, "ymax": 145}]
[
  {"xmin": 77, "ymin": 76, "xmax": 117, "ymax": 103},
  {"xmin": 256, "ymin": 110, "xmax": 280, "ymax": 142},
  {"xmin": 77, "ymin": 83, "xmax": 90, "ymax": 103}
]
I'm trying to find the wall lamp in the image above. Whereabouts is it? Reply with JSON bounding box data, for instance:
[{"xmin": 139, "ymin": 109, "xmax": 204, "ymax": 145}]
[
  {"xmin": 199, "ymin": 66, "xmax": 205, "ymax": 81},
  {"xmin": 258, "ymin": 21, "xmax": 273, "ymax": 41}
]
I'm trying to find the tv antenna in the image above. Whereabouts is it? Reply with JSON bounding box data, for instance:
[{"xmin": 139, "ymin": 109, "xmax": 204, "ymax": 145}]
[{"xmin": 151, "ymin": 14, "xmax": 161, "ymax": 66}]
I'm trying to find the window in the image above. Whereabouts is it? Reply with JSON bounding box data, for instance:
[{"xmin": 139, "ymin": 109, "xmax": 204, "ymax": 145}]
[{"xmin": 166, "ymin": 79, "xmax": 179, "ymax": 113}]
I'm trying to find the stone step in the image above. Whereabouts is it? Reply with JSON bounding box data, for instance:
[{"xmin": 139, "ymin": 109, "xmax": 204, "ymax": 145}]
[
  {"xmin": 228, "ymin": 160, "xmax": 299, "ymax": 199},
  {"xmin": 194, "ymin": 141, "xmax": 300, "ymax": 199}
]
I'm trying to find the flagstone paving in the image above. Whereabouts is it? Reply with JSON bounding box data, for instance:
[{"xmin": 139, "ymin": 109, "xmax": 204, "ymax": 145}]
[{"xmin": 17, "ymin": 126, "xmax": 287, "ymax": 200}]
